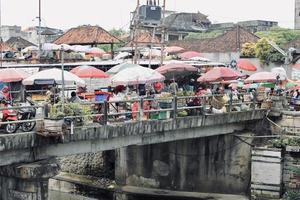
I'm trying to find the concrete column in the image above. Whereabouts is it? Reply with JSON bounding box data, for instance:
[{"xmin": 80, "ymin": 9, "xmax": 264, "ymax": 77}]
[
  {"xmin": 0, "ymin": 160, "xmax": 59, "ymax": 200},
  {"xmin": 115, "ymin": 147, "xmax": 128, "ymax": 186}
]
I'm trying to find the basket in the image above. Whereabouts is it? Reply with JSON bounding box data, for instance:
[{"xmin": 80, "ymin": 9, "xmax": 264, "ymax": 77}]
[
  {"xmin": 211, "ymin": 97, "xmax": 225, "ymax": 110},
  {"xmin": 36, "ymin": 118, "xmax": 66, "ymax": 137}
]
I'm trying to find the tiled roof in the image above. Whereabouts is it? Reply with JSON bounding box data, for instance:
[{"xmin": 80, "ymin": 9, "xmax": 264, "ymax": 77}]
[
  {"xmin": 6, "ymin": 37, "xmax": 36, "ymax": 50},
  {"xmin": 125, "ymin": 31, "xmax": 160, "ymax": 47},
  {"xmin": 53, "ymin": 25, "xmax": 122, "ymax": 45},
  {"xmin": 169, "ymin": 26, "xmax": 260, "ymax": 53}
]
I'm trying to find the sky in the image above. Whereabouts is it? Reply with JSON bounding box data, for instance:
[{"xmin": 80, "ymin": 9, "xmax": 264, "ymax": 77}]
[{"xmin": 0, "ymin": 0, "xmax": 296, "ymax": 30}]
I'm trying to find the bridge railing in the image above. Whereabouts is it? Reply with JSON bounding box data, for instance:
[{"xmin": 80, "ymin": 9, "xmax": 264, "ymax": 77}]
[{"xmin": 0, "ymin": 93, "xmax": 266, "ymax": 132}]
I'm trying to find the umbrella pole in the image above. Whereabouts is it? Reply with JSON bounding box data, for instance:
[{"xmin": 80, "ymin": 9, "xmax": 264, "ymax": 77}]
[{"xmin": 60, "ymin": 46, "xmax": 65, "ymax": 112}]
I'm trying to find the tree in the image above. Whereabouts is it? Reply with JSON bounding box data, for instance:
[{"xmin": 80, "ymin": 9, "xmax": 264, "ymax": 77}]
[
  {"xmin": 254, "ymin": 38, "xmax": 272, "ymax": 65},
  {"xmin": 241, "ymin": 42, "xmax": 256, "ymax": 57}
]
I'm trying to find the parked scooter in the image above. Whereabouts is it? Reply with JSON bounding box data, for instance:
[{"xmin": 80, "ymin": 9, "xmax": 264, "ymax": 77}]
[
  {"xmin": 0, "ymin": 99, "xmax": 18, "ymax": 134},
  {"xmin": 18, "ymin": 99, "xmax": 36, "ymax": 132}
]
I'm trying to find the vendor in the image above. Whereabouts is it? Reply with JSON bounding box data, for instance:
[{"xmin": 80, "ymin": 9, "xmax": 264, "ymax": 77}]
[{"xmin": 0, "ymin": 86, "xmax": 11, "ymax": 101}]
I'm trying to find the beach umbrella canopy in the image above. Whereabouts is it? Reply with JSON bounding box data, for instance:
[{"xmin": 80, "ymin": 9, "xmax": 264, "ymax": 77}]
[
  {"xmin": 142, "ymin": 49, "xmax": 162, "ymax": 58},
  {"xmin": 243, "ymin": 83, "xmax": 260, "ymax": 89},
  {"xmin": 22, "ymin": 68, "xmax": 85, "ymax": 86},
  {"xmin": 237, "ymin": 59, "xmax": 257, "ymax": 71},
  {"xmin": 156, "ymin": 63, "xmax": 198, "ymax": 79},
  {"xmin": 197, "ymin": 67, "xmax": 242, "ymax": 83},
  {"xmin": 291, "ymin": 63, "xmax": 300, "ymax": 70},
  {"xmin": 106, "ymin": 63, "xmax": 140, "ymax": 76},
  {"xmin": 245, "ymin": 72, "xmax": 277, "ymax": 83},
  {"xmin": 189, "ymin": 56, "xmax": 210, "ymax": 62},
  {"xmin": 21, "ymin": 46, "xmax": 38, "ymax": 53},
  {"xmin": 114, "ymin": 52, "xmax": 132, "ymax": 60},
  {"xmin": 110, "ymin": 65, "xmax": 165, "ymax": 86},
  {"xmin": 87, "ymin": 47, "xmax": 105, "ymax": 56},
  {"xmin": 0, "ymin": 68, "xmax": 29, "ymax": 83},
  {"xmin": 260, "ymin": 82, "xmax": 276, "ymax": 88},
  {"xmin": 165, "ymin": 46, "xmax": 185, "ymax": 54},
  {"xmin": 180, "ymin": 51, "xmax": 201, "ymax": 60},
  {"xmin": 72, "ymin": 45, "xmax": 90, "ymax": 53},
  {"xmin": 42, "ymin": 43, "xmax": 60, "ymax": 51},
  {"xmin": 271, "ymin": 67, "xmax": 287, "ymax": 81},
  {"xmin": 70, "ymin": 65, "xmax": 109, "ymax": 79}
]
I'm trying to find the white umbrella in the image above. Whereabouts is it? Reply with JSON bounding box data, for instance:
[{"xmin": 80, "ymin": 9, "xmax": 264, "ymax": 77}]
[
  {"xmin": 110, "ymin": 65, "xmax": 165, "ymax": 86},
  {"xmin": 72, "ymin": 45, "xmax": 90, "ymax": 53},
  {"xmin": 189, "ymin": 56, "xmax": 210, "ymax": 62},
  {"xmin": 42, "ymin": 43, "xmax": 60, "ymax": 51},
  {"xmin": 22, "ymin": 68, "xmax": 85, "ymax": 86},
  {"xmin": 114, "ymin": 52, "xmax": 132, "ymax": 60},
  {"xmin": 271, "ymin": 67, "xmax": 287, "ymax": 81},
  {"xmin": 142, "ymin": 49, "xmax": 162, "ymax": 58},
  {"xmin": 106, "ymin": 63, "xmax": 139, "ymax": 76},
  {"xmin": 21, "ymin": 46, "xmax": 38, "ymax": 53}
]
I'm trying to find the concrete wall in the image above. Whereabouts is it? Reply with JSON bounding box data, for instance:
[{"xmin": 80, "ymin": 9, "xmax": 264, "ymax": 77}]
[{"xmin": 115, "ymin": 133, "xmax": 253, "ymax": 195}]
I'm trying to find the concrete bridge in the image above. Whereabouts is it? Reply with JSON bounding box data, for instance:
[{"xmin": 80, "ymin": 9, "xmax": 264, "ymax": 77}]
[{"xmin": 0, "ymin": 109, "xmax": 266, "ymax": 167}]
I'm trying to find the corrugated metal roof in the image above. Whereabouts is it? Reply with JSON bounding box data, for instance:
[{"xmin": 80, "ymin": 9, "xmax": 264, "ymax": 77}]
[
  {"xmin": 53, "ymin": 25, "xmax": 122, "ymax": 45},
  {"xmin": 6, "ymin": 37, "xmax": 36, "ymax": 50}
]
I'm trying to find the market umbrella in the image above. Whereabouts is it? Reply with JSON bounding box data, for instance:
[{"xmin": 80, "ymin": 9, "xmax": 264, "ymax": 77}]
[
  {"xmin": 180, "ymin": 51, "xmax": 201, "ymax": 60},
  {"xmin": 197, "ymin": 67, "xmax": 242, "ymax": 83},
  {"xmin": 0, "ymin": 68, "xmax": 29, "ymax": 83},
  {"xmin": 189, "ymin": 56, "xmax": 210, "ymax": 62},
  {"xmin": 110, "ymin": 65, "xmax": 165, "ymax": 86},
  {"xmin": 106, "ymin": 63, "xmax": 140, "ymax": 76},
  {"xmin": 243, "ymin": 83, "xmax": 259, "ymax": 89},
  {"xmin": 245, "ymin": 72, "xmax": 277, "ymax": 83},
  {"xmin": 291, "ymin": 63, "xmax": 300, "ymax": 70},
  {"xmin": 285, "ymin": 80, "xmax": 298, "ymax": 89},
  {"xmin": 87, "ymin": 47, "xmax": 105, "ymax": 57},
  {"xmin": 22, "ymin": 68, "xmax": 85, "ymax": 86},
  {"xmin": 260, "ymin": 82, "xmax": 276, "ymax": 88},
  {"xmin": 165, "ymin": 46, "xmax": 185, "ymax": 54},
  {"xmin": 156, "ymin": 63, "xmax": 198, "ymax": 79},
  {"xmin": 237, "ymin": 59, "xmax": 257, "ymax": 71},
  {"xmin": 142, "ymin": 49, "xmax": 162, "ymax": 58},
  {"xmin": 70, "ymin": 65, "xmax": 109, "ymax": 79}
]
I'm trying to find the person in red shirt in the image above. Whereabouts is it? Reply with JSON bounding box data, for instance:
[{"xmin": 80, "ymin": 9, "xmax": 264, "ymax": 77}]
[{"xmin": 154, "ymin": 82, "xmax": 162, "ymax": 94}]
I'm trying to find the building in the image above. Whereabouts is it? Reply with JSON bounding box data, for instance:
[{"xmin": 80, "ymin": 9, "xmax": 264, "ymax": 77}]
[
  {"xmin": 163, "ymin": 12, "xmax": 211, "ymax": 41},
  {"xmin": 0, "ymin": 25, "xmax": 63, "ymax": 45},
  {"xmin": 0, "ymin": 25, "xmax": 27, "ymax": 42},
  {"xmin": 23, "ymin": 26, "xmax": 63, "ymax": 44},
  {"xmin": 210, "ymin": 20, "xmax": 278, "ymax": 33},
  {"xmin": 6, "ymin": 37, "xmax": 36, "ymax": 51},
  {"xmin": 295, "ymin": 0, "xmax": 300, "ymax": 29}
]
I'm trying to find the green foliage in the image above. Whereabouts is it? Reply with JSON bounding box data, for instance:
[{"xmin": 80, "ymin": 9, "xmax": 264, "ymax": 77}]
[
  {"xmin": 271, "ymin": 137, "xmax": 300, "ymax": 148},
  {"xmin": 256, "ymin": 27, "xmax": 300, "ymax": 46},
  {"xmin": 284, "ymin": 190, "xmax": 300, "ymax": 200},
  {"xmin": 254, "ymin": 38, "xmax": 272, "ymax": 65},
  {"xmin": 185, "ymin": 30, "xmax": 224, "ymax": 40},
  {"xmin": 241, "ymin": 42, "xmax": 256, "ymax": 57},
  {"xmin": 288, "ymin": 166, "xmax": 300, "ymax": 176},
  {"xmin": 97, "ymin": 28, "xmax": 127, "ymax": 52},
  {"xmin": 48, "ymin": 103, "xmax": 92, "ymax": 124}
]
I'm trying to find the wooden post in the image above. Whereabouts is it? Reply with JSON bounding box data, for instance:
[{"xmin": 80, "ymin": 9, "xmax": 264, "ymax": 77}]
[
  {"xmin": 111, "ymin": 43, "xmax": 114, "ymax": 59},
  {"xmin": 103, "ymin": 101, "xmax": 108, "ymax": 125},
  {"xmin": 173, "ymin": 96, "xmax": 177, "ymax": 119}
]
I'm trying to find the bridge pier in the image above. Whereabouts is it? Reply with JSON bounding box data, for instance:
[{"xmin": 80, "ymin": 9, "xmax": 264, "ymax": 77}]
[
  {"xmin": 115, "ymin": 133, "xmax": 254, "ymax": 196},
  {"xmin": 0, "ymin": 160, "xmax": 59, "ymax": 200}
]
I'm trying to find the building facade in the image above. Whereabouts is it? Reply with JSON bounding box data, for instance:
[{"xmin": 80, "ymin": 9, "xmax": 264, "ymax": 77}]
[{"xmin": 295, "ymin": 0, "xmax": 300, "ymax": 29}]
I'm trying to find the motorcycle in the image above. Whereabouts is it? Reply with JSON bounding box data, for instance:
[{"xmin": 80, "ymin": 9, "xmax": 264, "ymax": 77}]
[
  {"xmin": 18, "ymin": 99, "xmax": 36, "ymax": 132},
  {"xmin": 0, "ymin": 100, "xmax": 18, "ymax": 134}
]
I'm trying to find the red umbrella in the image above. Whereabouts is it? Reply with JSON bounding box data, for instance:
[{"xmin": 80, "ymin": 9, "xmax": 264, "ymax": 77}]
[
  {"xmin": 245, "ymin": 72, "xmax": 276, "ymax": 83},
  {"xmin": 237, "ymin": 59, "xmax": 257, "ymax": 71},
  {"xmin": 291, "ymin": 63, "xmax": 300, "ymax": 70},
  {"xmin": 70, "ymin": 66, "xmax": 109, "ymax": 79},
  {"xmin": 0, "ymin": 68, "xmax": 29, "ymax": 83},
  {"xmin": 197, "ymin": 67, "xmax": 242, "ymax": 82},
  {"xmin": 165, "ymin": 46, "xmax": 185, "ymax": 54},
  {"xmin": 156, "ymin": 63, "xmax": 198, "ymax": 74},
  {"xmin": 180, "ymin": 51, "xmax": 201, "ymax": 60}
]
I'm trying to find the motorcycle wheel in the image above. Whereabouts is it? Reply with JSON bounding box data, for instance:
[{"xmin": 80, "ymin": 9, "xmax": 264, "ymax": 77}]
[
  {"xmin": 5, "ymin": 123, "xmax": 18, "ymax": 134},
  {"xmin": 21, "ymin": 121, "xmax": 36, "ymax": 132}
]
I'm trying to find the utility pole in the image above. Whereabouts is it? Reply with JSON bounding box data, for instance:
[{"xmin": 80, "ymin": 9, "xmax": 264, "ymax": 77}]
[
  {"xmin": 160, "ymin": 0, "xmax": 166, "ymax": 66},
  {"xmin": 133, "ymin": 0, "xmax": 140, "ymax": 64},
  {"xmin": 38, "ymin": 0, "xmax": 42, "ymax": 58},
  {"xmin": 0, "ymin": 0, "xmax": 2, "ymax": 68}
]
